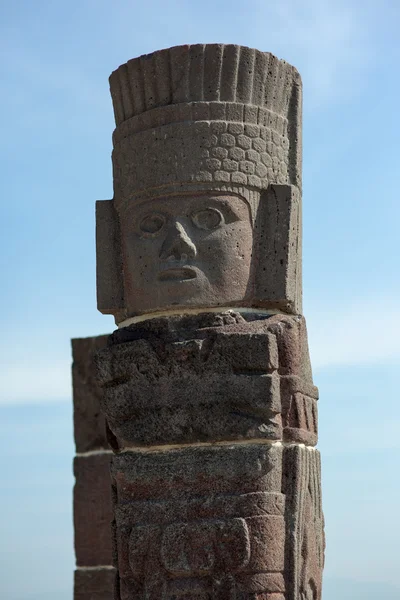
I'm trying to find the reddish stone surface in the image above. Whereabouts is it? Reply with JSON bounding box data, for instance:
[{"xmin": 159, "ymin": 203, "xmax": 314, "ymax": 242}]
[
  {"xmin": 98, "ymin": 46, "xmax": 303, "ymax": 322},
  {"xmin": 86, "ymin": 43, "xmax": 325, "ymax": 599},
  {"xmin": 95, "ymin": 312, "xmax": 318, "ymax": 448},
  {"xmin": 283, "ymin": 446, "xmax": 325, "ymax": 599},
  {"xmin": 112, "ymin": 444, "xmax": 286, "ymax": 599},
  {"xmin": 106, "ymin": 443, "xmax": 323, "ymax": 599},
  {"xmin": 92, "ymin": 312, "xmax": 324, "ymax": 599},
  {"xmin": 74, "ymin": 568, "xmax": 115, "ymax": 600},
  {"xmin": 74, "ymin": 454, "xmax": 113, "ymax": 567},
  {"xmin": 72, "ymin": 335, "xmax": 110, "ymax": 453}
]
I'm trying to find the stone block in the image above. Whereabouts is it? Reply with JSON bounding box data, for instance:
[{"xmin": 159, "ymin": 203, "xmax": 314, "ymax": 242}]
[
  {"xmin": 96, "ymin": 314, "xmax": 287, "ymax": 446},
  {"xmin": 95, "ymin": 200, "xmax": 124, "ymax": 317},
  {"xmin": 283, "ymin": 391, "xmax": 318, "ymax": 445},
  {"xmin": 112, "ymin": 444, "xmax": 282, "ymax": 502},
  {"xmin": 72, "ymin": 335, "xmax": 110, "ymax": 453},
  {"xmin": 207, "ymin": 330, "xmax": 279, "ymax": 372},
  {"xmin": 95, "ymin": 311, "xmax": 319, "ymax": 447},
  {"xmin": 74, "ymin": 454, "xmax": 113, "ymax": 566},
  {"xmin": 111, "ymin": 444, "xmax": 285, "ymax": 599},
  {"xmin": 90, "ymin": 313, "xmax": 323, "ymax": 598},
  {"xmin": 99, "ymin": 46, "xmax": 303, "ymax": 322},
  {"xmin": 101, "ymin": 370, "xmax": 281, "ymax": 446},
  {"xmin": 97, "ymin": 179, "xmax": 301, "ymax": 322},
  {"xmin": 115, "ymin": 491, "xmax": 285, "ymax": 530},
  {"xmin": 253, "ymin": 184, "xmax": 302, "ymax": 314},
  {"xmin": 160, "ymin": 518, "xmax": 251, "ymax": 575},
  {"xmin": 105, "ymin": 442, "xmax": 324, "ymax": 599},
  {"xmin": 235, "ymin": 573, "xmax": 285, "ymax": 593},
  {"xmin": 74, "ymin": 568, "xmax": 115, "ymax": 600},
  {"xmin": 267, "ymin": 315, "xmax": 313, "ymax": 381},
  {"xmin": 282, "ymin": 446, "xmax": 324, "ymax": 600}
]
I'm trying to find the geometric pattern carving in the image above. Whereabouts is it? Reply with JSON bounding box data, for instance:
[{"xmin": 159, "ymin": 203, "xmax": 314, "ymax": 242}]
[
  {"xmin": 96, "ymin": 312, "xmax": 318, "ymax": 449},
  {"xmin": 93, "ymin": 312, "xmax": 324, "ymax": 599}
]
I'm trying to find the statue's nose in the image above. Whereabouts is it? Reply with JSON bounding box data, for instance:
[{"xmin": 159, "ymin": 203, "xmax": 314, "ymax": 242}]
[{"xmin": 159, "ymin": 221, "xmax": 197, "ymax": 261}]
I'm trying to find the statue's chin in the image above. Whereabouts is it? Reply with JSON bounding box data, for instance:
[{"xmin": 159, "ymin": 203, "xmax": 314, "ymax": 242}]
[
  {"xmin": 125, "ymin": 290, "xmax": 250, "ymax": 319},
  {"xmin": 124, "ymin": 262, "xmax": 253, "ymax": 319}
]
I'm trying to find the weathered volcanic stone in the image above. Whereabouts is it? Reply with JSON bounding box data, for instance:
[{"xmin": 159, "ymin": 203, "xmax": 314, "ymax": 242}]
[
  {"xmin": 111, "ymin": 444, "xmax": 285, "ymax": 599},
  {"xmin": 105, "ymin": 443, "xmax": 323, "ymax": 599},
  {"xmin": 82, "ymin": 43, "xmax": 325, "ymax": 600},
  {"xmin": 95, "ymin": 312, "xmax": 318, "ymax": 448},
  {"xmin": 72, "ymin": 335, "xmax": 110, "ymax": 453},
  {"xmin": 92, "ymin": 310, "xmax": 323, "ymax": 598},
  {"xmin": 96, "ymin": 44, "xmax": 303, "ymax": 323},
  {"xmin": 283, "ymin": 446, "xmax": 325, "ymax": 599},
  {"xmin": 74, "ymin": 568, "xmax": 115, "ymax": 600},
  {"xmin": 74, "ymin": 454, "xmax": 113, "ymax": 567}
]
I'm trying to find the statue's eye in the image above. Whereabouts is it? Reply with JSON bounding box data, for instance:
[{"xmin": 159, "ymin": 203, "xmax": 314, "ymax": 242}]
[
  {"xmin": 192, "ymin": 208, "xmax": 223, "ymax": 231},
  {"xmin": 139, "ymin": 213, "xmax": 166, "ymax": 236}
]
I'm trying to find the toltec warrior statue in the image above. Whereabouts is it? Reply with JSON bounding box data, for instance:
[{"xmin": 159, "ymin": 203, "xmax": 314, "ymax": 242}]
[{"xmin": 93, "ymin": 44, "xmax": 324, "ymax": 600}]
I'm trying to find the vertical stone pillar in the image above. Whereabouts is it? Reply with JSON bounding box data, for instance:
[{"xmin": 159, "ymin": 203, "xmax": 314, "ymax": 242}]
[
  {"xmin": 94, "ymin": 45, "xmax": 324, "ymax": 599},
  {"xmin": 72, "ymin": 336, "xmax": 115, "ymax": 599}
]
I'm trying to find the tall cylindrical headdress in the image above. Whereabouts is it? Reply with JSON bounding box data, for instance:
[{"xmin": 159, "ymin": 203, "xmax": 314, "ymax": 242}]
[{"xmin": 109, "ymin": 44, "xmax": 302, "ymax": 205}]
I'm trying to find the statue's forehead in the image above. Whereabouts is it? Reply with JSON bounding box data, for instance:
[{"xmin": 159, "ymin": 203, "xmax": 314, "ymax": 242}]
[{"xmin": 123, "ymin": 193, "xmax": 252, "ymax": 217}]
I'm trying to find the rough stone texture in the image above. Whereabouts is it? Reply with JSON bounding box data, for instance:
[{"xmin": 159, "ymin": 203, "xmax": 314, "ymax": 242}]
[
  {"xmin": 112, "ymin": 120, "xmax": 291, "ymax": 202},
  {"xmin": 96, "ymin": 312, "xmax": 317, "ymax": 448},
  {"xmin": 96, "ymin": 44, "xmax": 303, "ymax": 322},
  {"xmin": 74, "ymin": 454, "xmax": 113, "ymax": 567},
  {"xmin": 87, "ymin": 43, "xmax": 324, "ymax": 600},
  {"xmin": 112, "ymin": 444, "xmax": 286, "ymax": 599},
  {"xmin": 96, "ymin": 201, "xmax": 124, "ymax": 315},
  {"xmin": 109, "ymin": 46, "xmax": 300, "ymax": 129},
  {"xmin": 105, "ymin": 443, "xmax": 323, "ymax": 599},
  {"xmin": 74, "ymin": 569, "xmax": 116, "ymax": 600},
  {"xmin": 72, "ymin": 335, "xmax": 110, "ymax": 453},
  {"xmin": 118, "ymin": 193, "xmax": 255, "ymax": 318},
  {"xmin": 93, "ymin": 311, "xmax": 324, "ymax": 598},
  {"xmin": 97, "ymin": 184, "xmax": 301, "ymax": 321},
  {"xmin": 72, "ymin": 336, "xmax": 115, "ymax": 600},
  {"xmin": 253, "ymin": 185, "xmax": 301, "ymax": 313},
  {"xmin": 283, "ymin": 447, "xmax": 325, "ymax": 600}
]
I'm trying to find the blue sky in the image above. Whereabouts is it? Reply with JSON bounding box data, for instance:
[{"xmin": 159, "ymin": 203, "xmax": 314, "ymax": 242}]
[{"xmin": 1, "ymin": 1, "xmax": 399, "ymax": 598}]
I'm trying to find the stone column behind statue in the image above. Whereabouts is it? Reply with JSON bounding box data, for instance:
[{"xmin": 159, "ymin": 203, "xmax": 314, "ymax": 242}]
[{"xmin": 95, "ymin": 44, "xmax": 324, "ymax": 600}]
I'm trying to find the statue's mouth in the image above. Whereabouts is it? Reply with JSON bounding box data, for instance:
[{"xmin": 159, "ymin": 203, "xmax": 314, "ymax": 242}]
[{"xmin": 158, "ymin": 267, "xmax": 197, "ymax": 282}]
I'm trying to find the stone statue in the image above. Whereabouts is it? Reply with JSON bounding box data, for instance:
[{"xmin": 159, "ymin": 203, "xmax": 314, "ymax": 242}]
[
  {"xmin": 91, "ymin": 44, "xmax": 324, "ymax": 600},
  {"xmin": 96, "ymin": 44, "xmax": 302, "ymax": 324}
]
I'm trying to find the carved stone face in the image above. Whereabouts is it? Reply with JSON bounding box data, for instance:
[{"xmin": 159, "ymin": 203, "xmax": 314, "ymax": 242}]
[{"xmin": 119, "ymin": 193, "xmax": 254, "ymax": 315}]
